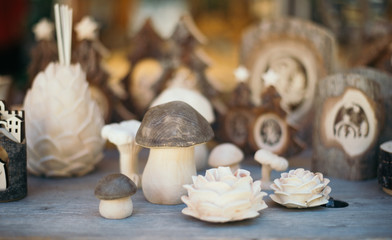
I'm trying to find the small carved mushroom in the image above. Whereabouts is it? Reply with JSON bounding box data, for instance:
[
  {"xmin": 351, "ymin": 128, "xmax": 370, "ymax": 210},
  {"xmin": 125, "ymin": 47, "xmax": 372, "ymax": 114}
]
[
  {"xmin": 254, "ymin": 149, "xmax": 288, "ymax": 189},
  {"xmin": 101, "ymin": 120, "xmax": 141, "ymax": 187},
  {"xmin": 94, "ymin": 173, "xmax": 137, "ymax": 219},
  {"xmin": 208, "ymin": 143, "xmax": 244, "ymax": 172},
  {"xmin": 136, "ymin": 101, "xmax": 214, "ymax": 205}
]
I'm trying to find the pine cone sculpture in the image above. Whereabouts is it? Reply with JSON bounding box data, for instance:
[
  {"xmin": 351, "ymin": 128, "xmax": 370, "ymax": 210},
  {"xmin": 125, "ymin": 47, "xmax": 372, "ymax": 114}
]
[
  {"xmin": 270, "ymin": 168, "xmax": 331, "ymax": 208},
  {"xmin": 24, "ymin": 63, "xmax": 104, "ymax": 177},
  {"xmin": 181, "ymin": 167, "xmax": 268, "ymax": 223}
]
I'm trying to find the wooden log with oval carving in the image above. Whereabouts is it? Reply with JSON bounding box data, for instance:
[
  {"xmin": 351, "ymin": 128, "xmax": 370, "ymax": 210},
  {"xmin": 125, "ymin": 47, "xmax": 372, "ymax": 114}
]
[{"xmin": 312, "ymin": 73, "xmax": 384, "ymax": 180}]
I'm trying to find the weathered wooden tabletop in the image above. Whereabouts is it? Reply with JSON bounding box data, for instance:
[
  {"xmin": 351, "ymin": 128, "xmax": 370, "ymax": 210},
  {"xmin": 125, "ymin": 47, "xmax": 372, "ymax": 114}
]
[{"xmin": 0, "ymin": 149, "xmax": 391, "ymax": 239}]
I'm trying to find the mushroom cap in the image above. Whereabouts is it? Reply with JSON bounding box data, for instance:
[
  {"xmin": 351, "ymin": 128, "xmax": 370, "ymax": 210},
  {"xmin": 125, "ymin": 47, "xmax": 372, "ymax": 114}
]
[
  {"xmin": 95, "ymin": 173, "xmax": 137, "ymax": 200},
  {"xmin": 208, "ymin": 143, "xmax": 244, "ymax": 167},
  {"xmin": 254, "ymin": 149, "xmax": 288, "ymax": 171},
  {"xmin": 136, "ymin": 101, "xmax": 214, "ymax": 148},
  {"xmin": 101, "ymin": 120, "xmax": 141, "ymax": 145},
  {"xmin": 150, "ymin": 87, "xmax": 215, "ymax": 123}
]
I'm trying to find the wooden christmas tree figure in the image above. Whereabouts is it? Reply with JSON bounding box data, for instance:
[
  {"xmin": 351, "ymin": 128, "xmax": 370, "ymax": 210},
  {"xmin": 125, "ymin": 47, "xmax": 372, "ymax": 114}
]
[
  {"xmin": 73, "ymin": 16, "xmax": 113, "ymax": 122},
  {"xmin": 28, "ymin": 18, "xmax": 58, "ymax": 86},
  {"xmin": 123, "ymin": 18, "xmax": 167, "ymax": 117}
]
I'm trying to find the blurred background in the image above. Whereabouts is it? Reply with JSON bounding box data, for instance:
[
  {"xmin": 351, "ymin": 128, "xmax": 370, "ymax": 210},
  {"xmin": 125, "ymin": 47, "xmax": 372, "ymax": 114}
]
[{"xmin": 0, "ymin": 0, "xmax": 391, "ymax": 105}]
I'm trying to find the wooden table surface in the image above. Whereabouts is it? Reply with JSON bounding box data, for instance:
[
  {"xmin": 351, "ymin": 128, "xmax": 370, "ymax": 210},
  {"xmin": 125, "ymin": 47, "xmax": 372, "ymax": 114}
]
[{"xmin": 1, "ymin": 149, "xmax": 391, "ymax": 239}]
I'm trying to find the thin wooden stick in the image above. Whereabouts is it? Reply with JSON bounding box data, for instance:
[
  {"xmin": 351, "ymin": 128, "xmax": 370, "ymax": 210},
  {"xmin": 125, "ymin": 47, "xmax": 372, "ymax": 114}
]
[
  {"xmin": 54, "ymin": 4, "xmax": 72, "ymax": 66},
  {"xmin": 54, "ymin": 4, "xmax": 64, "ymax": 65}
]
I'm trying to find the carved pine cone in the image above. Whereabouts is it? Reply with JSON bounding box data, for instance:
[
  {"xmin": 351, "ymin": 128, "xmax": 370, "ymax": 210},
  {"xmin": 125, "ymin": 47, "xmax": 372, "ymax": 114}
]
[
  {"xmin": 24, "ymin": 63, "xmax": 104, "ymax": 177},
  {"xmin": 181, "ymin": 167, "xmax": 268, "ymax": 223},
  {"xmin": 270, "ymin": 168, "xmax": 331, "ymax": 208}
]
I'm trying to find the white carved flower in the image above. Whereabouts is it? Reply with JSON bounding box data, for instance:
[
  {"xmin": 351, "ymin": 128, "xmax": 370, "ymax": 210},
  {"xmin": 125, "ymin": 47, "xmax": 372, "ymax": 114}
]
[
  {"xmin": 270, "ymin": 168, "xmax": 331, "ymax": 208},
  {"xmin": 181, "ymin": 167, "xmax": 268, "ymax": 223}
]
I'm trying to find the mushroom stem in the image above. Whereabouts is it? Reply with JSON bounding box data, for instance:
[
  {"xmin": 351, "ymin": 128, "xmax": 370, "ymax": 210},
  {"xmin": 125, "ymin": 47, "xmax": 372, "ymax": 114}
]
[
  {"xmin": 117, "ymin": 143, "xmax": 141, "ymax": 186},
  {"xmin": 142, "ymin": 146, "xmax": 196, "ymax": 205},
  {"xmin": 229, "ymin": 163, "xmax": 240, "ymax": 173},
  {"xmin": 261, "ymin": 164, "xmax": 272, "ymax": 189},
  {"xmin": 99, "ymin": 196, "xmax": 133, "ymax": 219}
]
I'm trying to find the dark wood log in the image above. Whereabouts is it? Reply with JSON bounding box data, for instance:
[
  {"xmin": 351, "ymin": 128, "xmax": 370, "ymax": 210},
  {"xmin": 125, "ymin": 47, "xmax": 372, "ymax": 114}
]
[
  {"xmin": 378, "ymin": 141, "xmax": 392, "ymax": 195},
  {"xmin": 312, "ymin": 73, "xmax": 384, "ymax": 180}
]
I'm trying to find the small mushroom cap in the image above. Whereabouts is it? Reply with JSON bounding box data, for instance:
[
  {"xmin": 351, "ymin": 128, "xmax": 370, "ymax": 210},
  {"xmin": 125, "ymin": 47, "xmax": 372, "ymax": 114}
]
[
  {"xmin": 101, "ymin": 120, "xmax": 141, "ymax": 145},
  {"xmin": 95, "ymin": 173, "xmax": 137, "ymax": 200},
  {"xmin": 254, "ymin": 149, "xmax": 288, "ymax": 171},
  {"xmin": 136, "ymin": 101, "xmax": 214, "ymax": 148},
  {"xmin": 208, "ymin": 143, "xmax": 244, "ymax": 167}
]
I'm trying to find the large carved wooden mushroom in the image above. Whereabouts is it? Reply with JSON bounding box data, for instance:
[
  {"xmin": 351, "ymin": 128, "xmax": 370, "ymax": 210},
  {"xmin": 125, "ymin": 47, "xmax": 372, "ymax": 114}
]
[{"xmin": 136, "ymin": 101, "xmax": 214, "ymax": 205}]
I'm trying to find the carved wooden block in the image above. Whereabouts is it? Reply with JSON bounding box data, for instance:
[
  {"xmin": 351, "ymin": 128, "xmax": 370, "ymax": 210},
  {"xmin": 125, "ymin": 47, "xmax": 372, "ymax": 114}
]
[
  {"xmin": 378, "ymin": 141, "xmax": 392, "ymax": 195},
  {"xmin": 0, "ymin": 101, "xmax": 26, "ymax": 202},
  {"xmin": 240, "ymin": 18, "xmax": 336, "ymax": 141},
  {"xmin": 312, "ymin": 73, "xmax": 384, "ymax": 180}
]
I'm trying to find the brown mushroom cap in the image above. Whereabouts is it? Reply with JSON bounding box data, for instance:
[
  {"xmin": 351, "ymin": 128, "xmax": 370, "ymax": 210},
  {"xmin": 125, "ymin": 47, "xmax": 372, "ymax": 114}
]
[
  {"xmin": 94, "ymin": 173, "xmax": 137, "ymax": 200},
  {"xmin": 135, "ymin": 101, "xmax": 214, "ymax": 148}
]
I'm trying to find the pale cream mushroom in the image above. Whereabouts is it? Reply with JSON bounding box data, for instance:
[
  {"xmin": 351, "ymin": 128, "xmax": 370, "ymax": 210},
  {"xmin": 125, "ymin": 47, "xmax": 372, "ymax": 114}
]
[
  {"xmin": 150, "ymin": 86, "xmax": 215, "ymax": 170},
  {"xmin": 101, "ymin": 120, "xmax": 141, "ymax": 187},
  {"xmin": 94, "ymin": 173, "xmax": 137, "ymax": 219},
  {"xmin": 254, "ymin": 149, "xmax": 288, "ymax": 190},
  {"xmin": 136, "ymin": 101, "xmax": 214, "ymax": 205},
  {"xmin": 208, "ymin": 143, "xmax": 244, "ymax": 172}
]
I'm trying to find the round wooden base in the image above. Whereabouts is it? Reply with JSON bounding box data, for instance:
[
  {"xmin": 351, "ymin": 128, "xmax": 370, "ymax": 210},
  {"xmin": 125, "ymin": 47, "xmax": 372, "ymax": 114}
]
[{"xmin": 382, "ymin": 187, "xmax": 392, "ymax": 196}]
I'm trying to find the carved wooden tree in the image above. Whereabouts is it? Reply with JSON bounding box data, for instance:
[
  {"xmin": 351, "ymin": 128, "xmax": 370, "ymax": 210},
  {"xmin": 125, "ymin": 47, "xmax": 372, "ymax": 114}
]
[
  {"xmin": 354, "ymin": 35, "xmax": 392, "ymax": 74},
  {"xmin": 28, "ymin": 19, "xmax": 58, "ymax": 87},
  {"xmin": 73, "ymin": 16, "xmax": 113, "ymax": 122},
  {"xmin": 312, "ymin": 73, "xmax": 385, "ymax": 180},
  {"xmin": 122, "ymin": 18, "xmax": 167, "ymax": 118},
  {"xmin": 249, "ymin": 86, "xmax": 305, "ymax": 156},
  {"xmin": 219, "ymin": 79, "xmax": 255, "ymax": 151},
  {"xmin": 150, "ymin": 14, "xmax": 216, "ymax": 99},
  {"xmin": 239, "ymin": 18, "xmax": 336, "ymax": 142}
]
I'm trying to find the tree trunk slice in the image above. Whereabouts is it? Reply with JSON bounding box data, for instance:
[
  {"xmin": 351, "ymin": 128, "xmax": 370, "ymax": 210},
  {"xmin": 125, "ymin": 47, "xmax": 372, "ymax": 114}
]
[
  {"xmin": 312, "ymin": 73, "xmax": 384, "ymax": 180},
  {"xmin": 378, "ymin": 141, "xmax": 392, "ymax": 195},
  {"xmin": 349, "ymin": 67, "xmax": 392, "ymax": 144}
]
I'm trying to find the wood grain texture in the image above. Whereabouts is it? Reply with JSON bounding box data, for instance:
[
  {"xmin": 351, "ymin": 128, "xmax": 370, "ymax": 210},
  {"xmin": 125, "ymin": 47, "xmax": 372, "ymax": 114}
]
[{"xmin": 0, "ymin": 149, "xmax": 391, "ymax": 239}]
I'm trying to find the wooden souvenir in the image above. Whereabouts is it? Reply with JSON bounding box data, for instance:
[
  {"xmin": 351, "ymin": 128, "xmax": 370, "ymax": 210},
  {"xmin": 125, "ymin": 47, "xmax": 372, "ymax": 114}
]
[
  {"xmin": 181, "ymin": 167, "xmax": 268, "ymax": 223},
  {"xmin": 354, "ymin": 35, "xmax": 392, "ymax": 74},
  {"xmin": 0, "ymin": 101, "xmax": 26, "ymax": 202},
  {"xmin": 312, "ymin": 73, "xmax": 384, "ymax": 180},
  {"xmin": 73, "ymin": 16, "xmax": 113, "ymax": 122},
  {"xmin": 122, "ymin": 18, "xmax": 166, "ymax": 117},
  {"xmin": 23, "ymin": 5, "xmax": 104, "ymax": 177},
  {"xmin": 240, "ymin": 18, "xmax": 336, "ymax": 139},
  {"xmin": 349, "ymin": 68, "xmax": 392, "ymax": 144},
  {"xmin": 378, "ymin": 141, "xmax": 392, "ymax": 195},
  {"xmin": 28, "ymin": 18, "xmax": 58, "ymax": 86},
  {"xmin": 254, "ymin": 149, "xmax": 288, "ymax": 190},
  {"xmin": 124, "ymin": 15, "xmax": 220, "ymax": 119},
  {"xmin": 101, "ymin": 120, "xmax": 141, "ymax": 187},
  {"xmin": 136, "ymin": 101, "xmax": 214, "ymax": 205},
  {"xmin": 270, "ymin": 168, "xmax": 331, "ymax": 208},
  {"xmin": 249, "ymin": 86, "xmax": 305, "ymax": 156},
  {"xmin": 95, "ymin": 173, "xmax": 137, "ymax": 219}
]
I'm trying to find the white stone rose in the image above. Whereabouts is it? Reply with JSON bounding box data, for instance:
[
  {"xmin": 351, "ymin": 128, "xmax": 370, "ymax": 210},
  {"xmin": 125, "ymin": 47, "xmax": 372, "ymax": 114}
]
[
  {"xmin": 270, "ymin": 168, "xmax": 331, "ymax": 208},
  {"xmin": 181, "ymin": 166, "xmax": 268, "ymax": 223}
]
